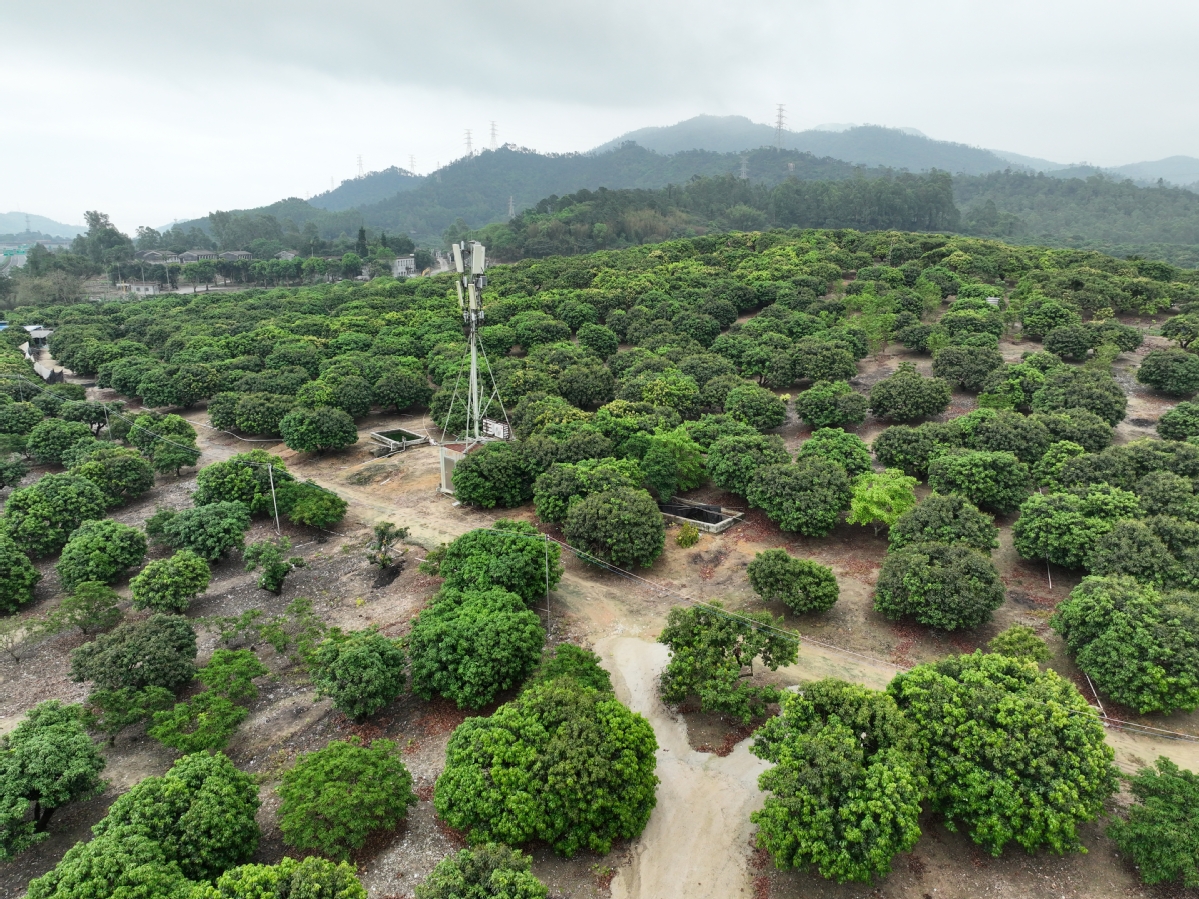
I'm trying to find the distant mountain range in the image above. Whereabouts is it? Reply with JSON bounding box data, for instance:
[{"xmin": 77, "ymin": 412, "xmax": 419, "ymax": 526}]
[{"xmin": 0, "ymin": 212, "xmax": 85, "ymax": 239}]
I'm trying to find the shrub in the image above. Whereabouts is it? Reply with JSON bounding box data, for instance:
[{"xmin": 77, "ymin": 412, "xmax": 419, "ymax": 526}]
[
  {"xmin": 868, "ymin": 362, "xmax": 952, "ymax": 421},
  {"xmin": 432, "ymin": 520, "xmax": 564, "ymax": 604},
  {"xmin": 278, "ymin": 737, "xmax": 417, "ymax": 861},
  {"xmin": 82, "ymin": 686, "xmax": 174, "ymax": 746},
  {"xmin": 675, "ymin": 522, "xmax": 700, "ymax": 547},
  {"xmin": 796, "ymin": 343, "xmax": 857, "ymax": 383},
  {"xmin": 160, "ymin": 501, "xmax": 251, "ymax": 560},
  {"xmin": 200, "ymin": 857, "xmax": 367, "ymax": 899},
  {"xmin": 435, "ymin": 677, "xmax": 658, "ymax": 856},
  {"xmin": 1158, "ymin": 400, "xmax": 1199, "ymax": 441},
  {"xmin": 451, "ymin": 441, "xmax": 539, "ymax": 508},
  {"xmin": 577, "ymin": 323, "xmax": 619, "ymax": 360},
  {"xmin": 416, "ymin": 844, "xmax": 548, "ymax": 899},
  {"xmin": 872, "ymin": 422, "xmax": 959, "ymax": 479},
  {"xmin": 0, "ymin": 533, "xmax": 40, "ymax": 614},
  {"xmin": 1031, "ymin": 366, "xmax": 1127, "ymax": 424},
  {"xmin": 526, "ymin": 643, "xmax": 613, "ymax": 694},
  {"xmin": 796, "ymin": 427, "xmax": 872, "ymax": 477},
  {"xmin": 1042, "ymin": 324, "xmax": 1095, "ymax": 361},
  {"xmin": 794, "ymin": 380, "xmax": 868, "ymax": 428},
  {"xmin": 751, "ymin": 680, "xmax": 924, "ymax": 882},
  {"xmin": 961, "ymin": 409, "xmax": 1052, "ymax": 465},
  {"xmin": 93, "ymin": 751, "xmax": 259, "ymax": 881},
  {"xmin": 1032, "ymin": 439, "xmax": 1087, "ymax": 487},
  {"xmin": 197, "ymin": 648, "xmax": 269, "ymax": 701},
  {"xmin": 0, "ymin": 454, "xmax": 28, "ymax": 490},
  {"xmin": 1012, "ymin": 485, "xmax": 1139, "ymax": 569},
  {"xmin": 932, "ymin": 345, "xmax": 1004, "ymax": 391},
  {"xmin": 409, "ymin": 588, "xmax": 546, "ymax": 709},
  {"xmin": 51, "ymin": 582, "xmax": 121, "ymax": 635},
  {"xmin": 1138, "ymin": 348, "xmax": 1199, "ymax": 396},
  {"xmin": 847, "ymin": 468, "xmax": 918, "ymax": 532},
  {"xmin": 25, "ymin": 419, "xmax": 94, "ymax": 466},
  {"xmin": 532, "ymin": 458, "xmax": 640, "ymax": 523},
  {"xmin": 659, "ymin": 601, "xmax": 797, "ymax": 722},
  {"xmin": 24, "ymin": 832, "xmax": 191, "ymax": 899},
  {"xmin": 874, "ymin": 542, "xmax": 1005, "ymax": 630},
  {"xmin": 70, "ymin": 445, "xmax": 155, "ymax": 507},
  {"xmin": 747, "ymin": 549, "xmax": 839, "ymax": 613},
  {"xmin": 148, "ymin": 692, "xmax": 249, "ymax": 753},
  {"xmin": 130, "ymin": 550, "xmax": 211, "ymax": 613},
  {"xmin": 890, "ymin": 495, "xmax": 996, "ymax": 558},
  {"xmin": 3, "ymin": 472, "xmax": 107, "ymax": 557},
  {"xmin": 56, "ymin": 519, "xmax": 147, "ymax": 592},
  {"xmin": 0, "ymin": 402, "xmax": 42, "ymax": 435},
  {"xmin": 234, "ymin": 391, "xmax": 297, "ymax": 435},
  {"xmin": 1031, "ymin": 408, "xmax": 1113, "ymax": 454},
  {"xmin": 0, "ymin": 702, "xmax": 106, "ymax": 860},
  {"xmin": 310, "ymin": 628, "xmax": 406, "ymax": 720},
  {"xmin": 281, "ymin": 481, "xmax": 348, "ymax": 529},
  {"xmin": 279, "ymin": 405, "xmax": 358, "ymax": 452},
  {"xmin": 69, "ymin": 613, "xmax": 197, "ymax": 691},
  {"xmin": 563, "ymin": 486, "xmax": 665, "ymax": 568},
  {"xmin": 889, "ymin": 652, "xmax": 1117, "ymax": 854},
  {"xmin": 724, "ymin": 384, "xmax": 787, "ymax": 430},
  {"xmin": 1108, "ymin": 758, "xmax": 1199, "ymax": 888},
  {"xmin": 244, "ymin": 537, "xmax": 304, "ymax": 593},
  {"xmin": 927, "ymin": 450, "xmax": 1031, "ymax": 513},
  {"xmin": 193, "ymin": 451, "xmax": 294, "ymax": 512},
  {"xmin": 747, "ymin": 459, "xmax": 852, "ymax": 536},
  {"xmin": 1052, "ymin": 575, "xmax": 1199, "ymax": 713},
  {"xmin": 988, "ymin": 625, "xmax": 1051, "ymax": 662},
  {"xmin": 706, "ymin": 433, "xmax": 791, "ymax": 497}
]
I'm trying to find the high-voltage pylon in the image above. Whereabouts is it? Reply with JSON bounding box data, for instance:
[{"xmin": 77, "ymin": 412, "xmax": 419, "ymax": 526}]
[{"xmin": 774, "ymin": 104, "xmax": 786, "ymax": 148}]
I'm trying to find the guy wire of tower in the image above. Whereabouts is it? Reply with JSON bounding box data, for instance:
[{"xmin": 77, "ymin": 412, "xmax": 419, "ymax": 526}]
[
  {"xmin": 490, "ymin": 121, "xmax": 498, "ymax": 150},
  {"xmin": 774, "ymin": 104, "xmax": 786, "ymax": 149}
]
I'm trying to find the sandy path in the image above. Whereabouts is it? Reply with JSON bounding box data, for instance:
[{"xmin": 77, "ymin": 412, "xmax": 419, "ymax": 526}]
[{"xmin": 598, "ymin": 636, "xmax": 768, "ymax": 899}]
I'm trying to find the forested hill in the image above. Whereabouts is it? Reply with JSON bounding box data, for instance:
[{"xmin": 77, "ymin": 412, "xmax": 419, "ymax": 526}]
[{"xmin": 307, "ymin": 166, "xmax": 422, "ymax": 212}]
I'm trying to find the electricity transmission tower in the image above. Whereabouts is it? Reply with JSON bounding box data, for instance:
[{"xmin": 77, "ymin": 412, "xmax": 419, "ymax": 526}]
[
  {"xmin": 464, "ymin": 129, "xmax": 473, "ymax": 156},
  {"xmin": 357, "ymin": 154, "xmax": 364, "ymax": 178},
  {"xmin": 774, "ymin": 104, "xmax": 786, "ymax": 148},
  {"xmin": 740, "ymin": 155, "xmax": 749, "ymax": 180},
  {"xmin": 490, "ymin": 121, "xmax": 498, "ymax": 150},
  {"xmin": 409, "ymin": 154, "xmax": 416, "ymax": 174},
  {"xmin": 508, "ymin": 196, "xmax": 515, "ymax": 219}
]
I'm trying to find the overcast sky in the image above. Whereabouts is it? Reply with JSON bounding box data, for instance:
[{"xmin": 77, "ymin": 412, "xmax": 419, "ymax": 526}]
[{"xmin": 4, "ymin": 0, "xmax": 1197, "ymax": 233}]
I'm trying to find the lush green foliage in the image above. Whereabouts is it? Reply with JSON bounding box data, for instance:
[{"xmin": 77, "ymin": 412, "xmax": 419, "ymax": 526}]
[
  {"xmin": 3, "ymin": 472, "xmax": 107, "ymax": 557},
  {"xmin": 56, "ymin": 518, "xmax": 147, "ymax": 591},
  {"xmin": 70, "ymin": 613, "xmax": 197, "ymax": 691},
  {"xmin": 988, "ymin": 624, "xmax": 1051, "ymax": 662},
  {"xmin": 725, "ymin": 384, "xmax": 787, "ymax": 430},
  {"xmin": 435, "ymin": 677, "xmax": 658, "ymax": 856},
  {"xmin": 452, "ymin": 441, "xmax": 540, "ymax": 508},
  {"xmin": 409, "ymin": 588, "xmax": 545, "ymax": 709},
  {"xmin": 874, "ymin": 542, "xmax": 1005, "ymax": 630},
  {"xmin": 846, "ymin": 468, "xmax": 918, "ymax": 532},
  {"xmin": 1137, "ymin": 348, "xmax": 1199, "ymax": 396},
  {"xmin": 279, "ymin": 405, "xmax": 358, "ymax": 452},
  {"xmin": 932, "ymin": 344, "xmax": 1004, "ymax": 391},
  {"xmin": 1108, "ymin": 758, "xmax": 1199, "ymax": 888},
  {"xmin": 794, "ymin": 380, "xmax": 867, "ymax": 429},
  {"xmin": 25, "ymin": 418, "xmax": 94, "ymax": 465},
  {"xmin": 1030, "ymin": 366, "xmax": 1127, "ymax": 424},
  {"xmin": 1052, "ymin": 576, "xmax": 1199, "ymax": 713},
  {"xmin": 0, "ymin": 532, "xmax": 40, "ymax": 614},
  {"xmin": 751, "ymin": 680, "xmax": 924, "ymax": 882},
  {"xmin": 196, "ymin": 856, "xmax": 368, "ymax": 899},
  {"xmin": 51, "ymin": 581, "xmax": 122, "ymax": 635},
  {"xmin": 192, "ymin": 451, "xmax": 294, "ymax": 512},
  {"xmin": 415, "ymin": 844, "xmax": 548, "ymax": 899},
  {"xmin": 24, "ymin": 831, "xmax": 193, "ymax": 899},
  {"xmin": 69, "ymin": 444, "xmax": 155, "ymax": 507},
  {"xmin": 747, "ymin": 549, "xmax": 839, "ymax": 613},
  {"xmin": 1158, "ymin": 400, "xmax": 1199, "ymax": 441},
  {"xmin": 525, "ymin": 643, "xmax": 614, "ymax": 694},
  {"xmin": 431, "ymin": 520, "xmax": 563, "ymax": 604},
  {"xmin": 130, "ymin": 550, "xmax": 211, "ymax": 613},
  {"xmin": 310, "ymin": 628, "xmax": 406, "ymax": 720},
  {"xmin": 1012, "ymin": 484, "xmax": 1139, "ymax": 569},
  {"xmin": 927, "ymin": 449, "xmax": 1031, "ymax": 513},
  {"xmin": 868, "ymin": 363, "xmax": 951, "ymax": 421},
  {"xmin": 563, "ymin": 486, "xmax": 665, "ymax": 568},
  {"xmin": 889, "ymin": 652, "xmax": 1117, "ymax": 855},
  {"xmin": 160, "ymin": 501, "xmax": 252, "ymax": 560},
  {"xmin": 747, "ymin": 459, "xmax": 852, "ymax": 536},
  {"xmin": 706, "ymin": 433, "xmax": 791, "ymax": 497},
  {"xmin": 243, "ymin": 537, "xmax": 304, "ymax": 593},
  {"xmin": 659, "ymin": 602, "xmax": 797, "ymax": 722},
  {"xmin": 277, "ymin": 737, "xmax": 417, "ymax": 860},
  {"xmin": 796, "ymin": 428, "xmax": 872, "ymax": 477},
  {"xmin": 888, "ymin": 493, "xmax": 998, "ymax": 553}
]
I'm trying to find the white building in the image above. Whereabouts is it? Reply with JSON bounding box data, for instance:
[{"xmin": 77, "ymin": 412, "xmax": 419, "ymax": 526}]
[
  {"xmin": 392, "ymin": 254, "xmax": 417, "ymax": 277},
  {"xmin": 118, "ymin": 281, "xmax": 160, "ymax": 296}
]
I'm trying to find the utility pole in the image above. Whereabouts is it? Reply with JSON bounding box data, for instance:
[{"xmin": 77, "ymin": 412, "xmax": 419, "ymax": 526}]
[
  {"xmin": 489, "ymin": 121, "xmax": 498, "ymax": 150},
  {"xmin": 774, "ymin": 104, "xmax": 786, "ymax": 149},
  {"xmin": 450, "ymin": 240, "xmax": 487, "ymax": 442},
  {"xmin": 464, "ymin": 129, "xmax": 473, "ymax": 157}
]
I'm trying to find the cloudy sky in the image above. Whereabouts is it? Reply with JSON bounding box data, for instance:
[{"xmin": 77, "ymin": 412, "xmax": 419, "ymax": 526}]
[{"xmin": 4, "ymin": 0, "xmax": 1197, "ymax": 233}]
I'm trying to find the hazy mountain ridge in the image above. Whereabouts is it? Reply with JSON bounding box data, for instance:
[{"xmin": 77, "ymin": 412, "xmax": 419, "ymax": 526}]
[{"xmin": 0, "ymin": 212, "xmax": 86, "ymax": 239}]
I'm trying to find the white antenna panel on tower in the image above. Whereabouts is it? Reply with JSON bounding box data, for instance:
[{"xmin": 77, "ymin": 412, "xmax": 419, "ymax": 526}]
[
  {"xmin": 470, "ymin": 242, "xmax": 486, "ymax": 275},
  {"xmin": 451, "ymin": 243, "xmax": 465, "ymax": 273}
]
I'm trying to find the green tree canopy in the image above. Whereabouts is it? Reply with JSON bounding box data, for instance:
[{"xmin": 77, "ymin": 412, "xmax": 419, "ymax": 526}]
[
  {"xmin": 160, "ymin": 501, "xmax": 252, "ymax": 561},
  {"xmin": 70, "ymin": 613, "xmax": 197, "ymax": 692},
  {"xmin": 868, "ymin": 362, "xmax": 952, "ymax": 421},
  {"xmin": 746, "ymin": 459, "xmax": 852, "ymax": 536},
  {"xmin": 3, "ymin": 472, "xmax": 107, "ymax": 557},
  {"xmin": 794, "ymin": 380, "xmax": 868, "ymax": 429},
  {"xmin": 562, "ymin": 486, "xmax": 665, "ymax": 568},
  {"xmin": 310, "ymin": 628, "xmax": 406, "ymax": 720},
  {"xmin": 874, "ymin": 541, "xmax": 1005, "ymax": 631},
  {"xmin": 927, "ymin": 449, "xmax": 1032, "ymax": 513},
  {"xmin": 706, "ymin": 433, "xmax": 791, "ymax": 497},
  {"xmin": 452, "ymin": 441, "xmax": 540, "ymax": 509},
  {"xmin": 746, "ymin": 549, "xmax": 839, "ymax": 614},
  {"xmin": 846, "ymin": 468, "xmax": 918, "ymax": 533},
  {"xmin": 431, "ymin": 520, "xmax": 563, "ymax": 604},
  {"xmin": 130, "ymin": 550, "xmax": 211, "ymax": 613},
  {"xmin": 796, "ymin": 427, "xmax": 873, "ymax": 477},
  {"xmin": 0, "ymin": 532, "xmax": 40, "ymax": 614},
  {"xmin": 415, "ymin": 843, "xmax": 548, "ymax": 899},
  {"xmin": 56, "ymin": 519, "xmax": 147, "ymax": 592},
  {"xmin": 1108, "ymin": 758, "xmax": 1199, "ymax": 888}
]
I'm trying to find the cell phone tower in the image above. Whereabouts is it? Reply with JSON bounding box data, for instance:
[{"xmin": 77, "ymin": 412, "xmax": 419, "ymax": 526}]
[{"xmin": 774, "ymin": 104, "xmax": 786, "ymax": 149}]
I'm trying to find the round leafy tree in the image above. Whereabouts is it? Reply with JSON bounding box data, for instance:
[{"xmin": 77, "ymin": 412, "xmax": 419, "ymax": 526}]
[
  {"xmin": 988, "ymin": 624, "xmax": 1051, "ymax": 663},
  {"xmin": 0, "ymin": 532, "xmax": 40, "ymax": 614},
  {"xmin": 69, "ymin": 613, "xmax": 197, "ymax": 692},
  {"xmin": 724, "ymin": 384, "xmax": 787, "ymax": 430},
  {"xmin": 435, "ymin": 677, "xmax": 659, "ymax": 856},
  {"xmin": 1032, "ymin": 439, "xmax": 1087, "ymax": 487},
  {"xmin": 281, "ymin": 481, "xmax": 349, "ymax": 530},
  {"xmin": 868, "ymin": 362, "xmax": 952, "ymax": 421},
  {"xmin": 1051, "ymin": 575, "xmax": 1199, "ymax": 713},
  {"xmin": 409, "ymin": 588, "xmax": 546, "ymax": 709},
  {"xmin": 94, "ymin": 750, "xmax": 260, "ymax": 881},
  {"xmin": 795, "ymin": 427, "xmax": 873, "ymax": 477},
  {"xmin": 526, "ymin": 643, "xmax": 614, "ymax": 694},
  {"xmin": 874, "ymin": 542, "xmax": 1005, "ymax": 631},
  {"xmin": 25, "ymin": 419, "xmax": 94, "ymax": 466},
  {"xmin": 746, "ymin": 459, "xmax": 852, "ymax": 537},
  {"xmin": 797, "ymin": 343, "xmax": 857, "ymax": 383},
  {"xmin": 416, "ymin": 844, "xmax": 548, "ymax": 899},
  {"xmin": 577, "ymin": 323, "xmax": 619, "ymax": 360},
  {"xmin": 889, "ymin": 652, "xmax": 1117, "ymax": 855},
  {"xmin": 70, "ymin": 445, "xmax": 155, "ymax": 508},
  {"xmin": 193, "ymin": 450, "xmax": 294, "ymax": 512},
  {"xmin": 871, "ymin": 421, "xmax": 960, "ymax": 479},
  {"xmin": 0, "ymin": 402, "xmax": 42, "ymax": 435},
  {"xmin": 147, "ymin": 692, "xmax": 249, "ymax": 754},
  {"xmin": 310, "ymin": 628, "xmax": 406, "ymax": 720},
  {"xmin": 563, "ymin": 486, "xmax": 665, "ymax": 569},
  {"xmin": 888, "ymin": 493, "xmax": 998, "ymax": 553},
  {"xmin": 432, "ymin": 520, "xmax": 564, "ymax": 604},
  {"xmin": 4, "ymin": 472, "xmax": 107, "ymax": 557},
  {"xmin": 130, "ymin": 550, "xmax": 211, "ymax": 613},
  {"xmin": 451, "ymin": 441, "xmax": 540, "ymax": 509},
  {"xmin": 707, "ymin": 433, "xmax": 791, "ymax": 497},
  {"xmin": 962, "ymin": 409, "xmax": 1052, "ymax": 465},
  {"xmin": 931, "ymin": 345, "xmax": 1004, "ymax": 391},
  {"xmin": 927, "ymin": 450, "xmax": 1031, "ymax": 513},
  {"xmin": 794, "ymin": 380, "xmax": 868, "ymax": 429},
  {"xmin": 56, "ymin": 519, "xmax": 147, "ymax": 592},
  {"xmin": 200, "ymin": 857, "xmax": 367, "ymax": 899},
  {"xmin": 846, "ymin": 468, "xmax": 918, "ymax": 532},
  {"xmin": 750, "ymin": 680, "xmax": 925, "ymax": 882},
  {"xmin": 278, "ymin": 738, "xmax": 417, "ymax": 861},
  {"xmin": 24, "ymin": 832, "xmax": 191, "ymax": 899},
  {"xmin": 1158, "ymin": 400, "xmax": 1199, "ymax": 441},
  {"xmin": 0, "ymin": 701, "xmax": 106, "ymax": 860},
  {"xmin": 234, "ymin": 392, "xmax": 297, "ymax": 435},
  {"xmin": 1161, "ymin": 313, "xmax": 1199, "ymax": 349},
  {"xmin": 160, "ymin": 500, "xmax": 252, "ymax": 560},
  {"xmin": 1108, "ymin": 758, "xmax": 1199, "ymax": 889},
  {"xmin": 1042, "ymin": 324, "xmax": 1095, "ymax": 361},
  {"xmin": 658, "ymin": 601, "xmax": 797, "ymax": 723},
  {"xmin": 1087, "ymin": 519, "xmax": 1176, "ymax": 586},
  {"xmin": 279, "ymin": 405, "xmax": 358, "ymax": 453},
  {"xmin": 1012, "ymin": 485, "xmax": 1138, "ymax": 569},
  {"xmin": 747, "ymin": 549, "xmax": 839, "ymax": 613},
  {"xmin": 1137, "ymin": 348, "xmax": 1199, "ymax": 396},
  {"xmin": 1030, "ymin": 367, "xmax": 1127, "ymax": 425},
  {"xmin": 0, "ymin": 454, "xmax": 29, "ymax": 490}
]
